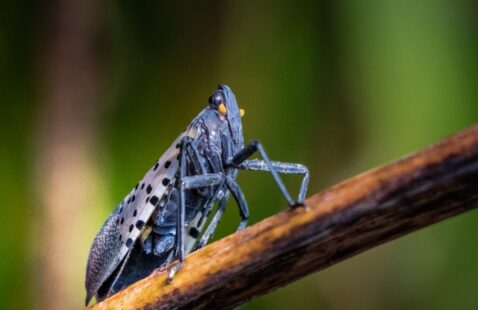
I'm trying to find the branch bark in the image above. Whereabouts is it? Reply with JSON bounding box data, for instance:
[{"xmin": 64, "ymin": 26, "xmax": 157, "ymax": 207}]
[{"xmin": 89, "ymin": 125, "xmax": 478, "ymax": 310}]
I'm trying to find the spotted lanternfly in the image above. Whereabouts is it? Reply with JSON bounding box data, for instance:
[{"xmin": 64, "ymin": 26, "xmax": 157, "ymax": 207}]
[{"xmin": 85, "ymin": 84, "xmax": 309, "ymax": 305}]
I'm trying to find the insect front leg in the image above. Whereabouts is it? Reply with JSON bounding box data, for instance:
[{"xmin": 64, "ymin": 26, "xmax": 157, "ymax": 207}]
[
  {"xmin": 239, "ymin": 160, "xmax": 309, "ymax": 203},
  {"xmin": 168, "ymin": 170, "xmax": 225, "ymax": 281},
  {"xmin": 229, "ymin": 140, "xmax": 302, "ymax": 207},
  {"xmin": 169, "ymin": 141, "xmax": 188, "ymax": 282},
  {"xmin": 170, "ymin": 137, "xmax": 208, "ymax": 261},
  {"xmin": 183, "ymin": 136, "xmax": 206, "ymax": 175}
]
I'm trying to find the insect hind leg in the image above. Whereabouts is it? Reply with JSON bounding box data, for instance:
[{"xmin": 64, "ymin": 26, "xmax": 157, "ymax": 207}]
[
  {"xmin": 229, "ymin": 140, "xmax": 302, "ymax": 207},
  {"xmin": 240, "ymin": 160, "xmax": 309, "ymax": 204}
]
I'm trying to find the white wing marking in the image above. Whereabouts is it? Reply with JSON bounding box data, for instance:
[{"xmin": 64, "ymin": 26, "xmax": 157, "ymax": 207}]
[{"xmin": 114, "ymin": 127, "xmax": 198, "ymax": 266}]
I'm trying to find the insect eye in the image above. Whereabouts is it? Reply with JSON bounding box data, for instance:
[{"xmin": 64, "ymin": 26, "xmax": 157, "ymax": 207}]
[{"xmin": 208, "ymin": 91, "xmax": 225, "ymax": 107}]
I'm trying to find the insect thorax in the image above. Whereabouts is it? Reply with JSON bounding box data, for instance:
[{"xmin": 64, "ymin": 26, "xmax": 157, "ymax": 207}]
[{"xmin": 148, "ymin": 110, "xmax": 231, "ymax": 248}]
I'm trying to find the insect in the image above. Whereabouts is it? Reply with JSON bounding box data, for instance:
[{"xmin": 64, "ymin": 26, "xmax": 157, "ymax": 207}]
[{"xmin": 85, "ymin": 84, "xmax": 309, "ymax": 304}]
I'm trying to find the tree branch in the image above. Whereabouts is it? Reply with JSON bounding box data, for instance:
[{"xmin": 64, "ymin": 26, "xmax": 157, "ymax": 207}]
[{"xmin": 89, "ymin": 125, "xmax": 478, "ymax": 310}]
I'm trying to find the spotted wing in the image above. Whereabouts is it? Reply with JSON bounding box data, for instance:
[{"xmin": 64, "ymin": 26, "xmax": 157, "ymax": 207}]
[{"xmin": 85, "ymin": 130, "xmax": 193, "ymax": 303}]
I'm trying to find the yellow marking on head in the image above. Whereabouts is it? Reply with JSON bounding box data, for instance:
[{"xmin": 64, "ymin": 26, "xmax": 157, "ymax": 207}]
[
  {"xmin": 219, "ymin": 103, "xmax": 227, "ymax": 115},
  {"xmin": 240, "ymin": 109, "xmax": 245, "ymax": 117}
]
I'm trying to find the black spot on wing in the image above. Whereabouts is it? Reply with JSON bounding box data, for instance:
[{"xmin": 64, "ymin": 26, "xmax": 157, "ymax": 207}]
[
  {"xmin": 150, "ymin": 195, "xmax": 159, "ymax": 205},
  {"xmin": 154, "ymin": 163, "xmax": 159, "ymax": 171},
  {"xmin": 162, "ymin": 178, "xmax": 170, "ymax": 186},
  {"xmin": 129, "ymin": 224, "xmax": 134, "ymax": 232},
  {"xmin": 189, "ymin": 227, "xmax": 200, "ymax": 238},
  {"xmin": 146, "ymin": 184, "xmax": 152, "ymax": 194},
  {"xmin": 136, "ymin": 220, "xmax": 145, "ymax": 230},
  {"xmin": 141, "ymin": 183, "xmax": 145, "ymax": 190},
  {"xmin": 164, "ymin": 161, "xmax": 171, "ymax": 168},
  {"xmin": 126, "ymin": 238, "xmax": 133, "ymax": 248}
]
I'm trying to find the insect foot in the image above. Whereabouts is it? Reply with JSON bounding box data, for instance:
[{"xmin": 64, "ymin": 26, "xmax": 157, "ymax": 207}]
[
  {"xmin": 166, "ymin": 262, "xmax": 184, "ymax": 284},
  {"xmin": 291, "ymin": 201, "xmax": 308, "ymax": 211},
  {"xmin": 292, "ymin": 201, "xmax": 305, "ymax": 208}
]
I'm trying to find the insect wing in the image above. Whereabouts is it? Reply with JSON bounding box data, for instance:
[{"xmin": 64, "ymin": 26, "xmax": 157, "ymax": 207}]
[
  {"xmin": 115, "ymin": 137, "xmax": 181, "ymax": 262},
  {"xmin": 86, "ymin": 133, "xmax": 185, "ymax": 302}
]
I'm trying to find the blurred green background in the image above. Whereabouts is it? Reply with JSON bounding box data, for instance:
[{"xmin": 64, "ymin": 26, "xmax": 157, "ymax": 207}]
[{"xmin": 1, "ymin": 0, "xmax": 478, "ymax": 309}]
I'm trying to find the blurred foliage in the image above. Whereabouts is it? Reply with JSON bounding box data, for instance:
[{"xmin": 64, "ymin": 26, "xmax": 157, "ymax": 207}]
[{"xmin": 0, "ymin": 0, "xmax": 477, "ymax": 309}]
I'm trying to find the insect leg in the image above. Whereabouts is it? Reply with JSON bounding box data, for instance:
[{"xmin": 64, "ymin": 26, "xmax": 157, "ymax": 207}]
[
  {"xmin": 183, "ymin": 137, "xmax": 206, "ymax": 175},
  {"xmin": 225, "ymin": 177, "xmax": 249, "ymax": 231},
  {"xmin": 194, "ymin": 193, "xmax": 230, "ymax": 250},
  {"xmin": 168, "ymin": 140, "xmax": 188, "ymax": 282},
  {"xmin": 194, "ymin": 175, "xmax": 249, "ymax": 250},
  {"xmin": 239, "ymin": 160, "xmax": 309, "ymax": 203},
  {"xmin": 168, "ymin": 171, "xmax": 226, "ymax": 281},
  {"xmin": 229, "ymin": 140, "xmax": 299, "ymax": 207},
  {"xmin": 181, "ymin": 174, "xmax": 223, "ymax": 189}
]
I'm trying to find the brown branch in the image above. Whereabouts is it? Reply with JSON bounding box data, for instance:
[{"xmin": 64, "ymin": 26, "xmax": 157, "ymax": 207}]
[{"xmin": 89, "ymin": 125, "xmax": 478, "ymax": 310}]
